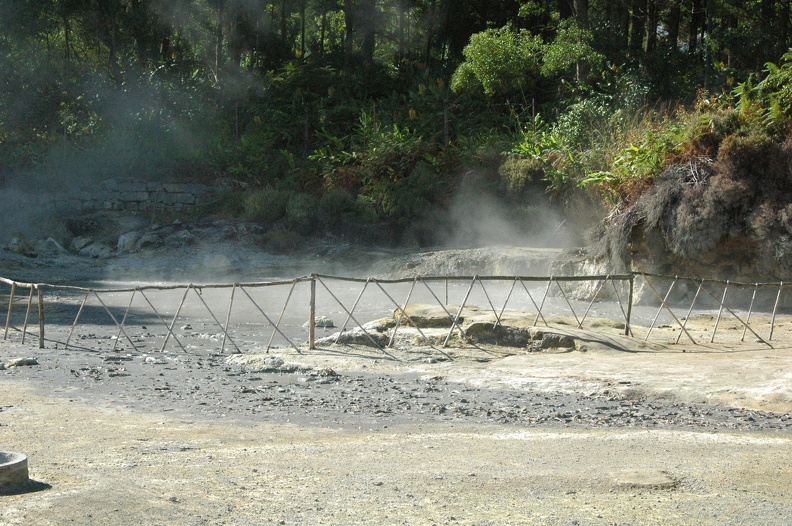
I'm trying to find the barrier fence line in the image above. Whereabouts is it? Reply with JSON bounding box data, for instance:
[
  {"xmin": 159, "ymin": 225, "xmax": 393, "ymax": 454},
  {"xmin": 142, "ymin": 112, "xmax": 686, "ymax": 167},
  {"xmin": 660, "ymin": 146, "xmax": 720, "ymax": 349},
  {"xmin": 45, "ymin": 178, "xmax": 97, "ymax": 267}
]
[{"xmin": 3, "ymin": 271, "xmax": 792, "ymax": 353}]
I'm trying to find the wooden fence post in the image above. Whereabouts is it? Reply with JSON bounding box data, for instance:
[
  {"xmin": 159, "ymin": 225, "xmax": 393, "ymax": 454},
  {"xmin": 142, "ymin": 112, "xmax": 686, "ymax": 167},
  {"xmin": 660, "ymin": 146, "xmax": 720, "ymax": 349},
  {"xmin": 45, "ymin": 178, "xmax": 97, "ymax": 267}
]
[
  {"xmin": 309, "ymin": 275, "xmax": 316, "ymax": 350},
  {"xmin": 37, "ymin": 285, "xmax": 44, "ymax": 349}
]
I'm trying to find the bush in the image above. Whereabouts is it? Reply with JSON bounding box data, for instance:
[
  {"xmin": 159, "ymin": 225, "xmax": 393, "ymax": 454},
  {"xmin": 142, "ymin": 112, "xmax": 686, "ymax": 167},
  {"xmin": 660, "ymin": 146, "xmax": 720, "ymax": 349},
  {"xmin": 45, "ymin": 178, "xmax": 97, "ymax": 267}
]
[
  {"xmin": 498, "ymin": 155, "xmax": 544, "ymax": 195},
  {"xmin": 243, "ymin": 189, "xmax": 289, "ymax": 223},
  {"xmin": 318, "ymin": 188, "xmax": 357, "ymax": 228},
  {"xmin": 286, "ymin": 193, "xmax": 319, "ymax": 235}
]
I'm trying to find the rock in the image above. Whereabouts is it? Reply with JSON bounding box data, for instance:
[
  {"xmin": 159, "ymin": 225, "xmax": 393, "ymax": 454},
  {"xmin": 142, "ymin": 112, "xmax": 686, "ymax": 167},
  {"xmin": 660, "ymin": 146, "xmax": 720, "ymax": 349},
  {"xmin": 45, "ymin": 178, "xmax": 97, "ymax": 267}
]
[
  {"xmin": 203, "ymin": 254, "xmax": 232, "ymax": 269},
  {"xmin": 316, "ymin": 325, "xmax": 389, "ymax": 347},
  {"xmin": 117, "ymin": 231, "xmax": 142, "ymax": 253},
  {"xmin": 612, "ymin": 469, "xmax": 676, "ymax": 489},
  {"xmin": 393, "ymin": 303, "xmax": 461, "ymax": 328},
  {"xmin": 79, "ymin": 242, "xmax": 113, "ymax": 259},
  {"xmin": 36, "ymin": 238, "xmax": 69, "ymax": 256},
  {"xmin": 136, "ymin": 233, "xmax": 162, "ymax": 250},
  {"xmin": 164, "ymin": 230, "xmax": 195, "ymax": 248},
  {"xmin": 464, "ymin": 322, "xmax": 530, "ymax": 346},
  {"xmin": 5, "ymin": 358, "xmax": 38, "ymax": 368},
  {"xmin": 225, "ymin": 354, "xmax": 287, "ymax": 373},
  {"xmin": 303, "ymin": 316, "xmax": 335, "ymax": 328},
  {"xmin": 71, "ymin": 236, "xmax": 93, "ymax": 251},
  {"xmin": 539, "ymin": 333, "xmax": 576, "ymax": 349}
]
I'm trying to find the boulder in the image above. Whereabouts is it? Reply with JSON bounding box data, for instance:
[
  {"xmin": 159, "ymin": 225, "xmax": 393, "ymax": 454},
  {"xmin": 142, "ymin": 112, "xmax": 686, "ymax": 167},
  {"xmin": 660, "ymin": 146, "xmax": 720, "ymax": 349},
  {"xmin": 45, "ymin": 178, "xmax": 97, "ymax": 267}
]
[
  {"xmin": 79, "ymin": 242, "xmax": 113, "ymax": 259},
  {"xmin": 117, "ymin": 231, "xmax": 142, "ymax": 253},
  {"xmin": 36, "ymin": 238, "xmax": 69, "ymax": 256}
]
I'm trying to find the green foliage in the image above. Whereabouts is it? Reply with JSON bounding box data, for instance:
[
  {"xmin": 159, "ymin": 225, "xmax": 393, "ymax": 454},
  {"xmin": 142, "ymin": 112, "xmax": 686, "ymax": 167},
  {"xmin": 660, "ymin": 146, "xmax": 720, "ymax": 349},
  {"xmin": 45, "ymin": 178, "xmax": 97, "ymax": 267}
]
[
  {"xmin": 286, "ymin": 193, "xmax": 319, "ymax": 235},
  {"xmin": 450, "ymin": 25, "xmax": 543, "ymax": 97},
  {"xmin": 510, "ymin": 115, "xmax": 579, "ymax": 194},
  {"xmin": 736, "ymin": 49, "xmax": 792, "ymax": 131},
  {"xmin": 540, "ymin": 21, "xmax": 603, "ymax": 80},
  {"xmin": 243, "ymin": 188, "xmax": 289, "ymax": 223}
]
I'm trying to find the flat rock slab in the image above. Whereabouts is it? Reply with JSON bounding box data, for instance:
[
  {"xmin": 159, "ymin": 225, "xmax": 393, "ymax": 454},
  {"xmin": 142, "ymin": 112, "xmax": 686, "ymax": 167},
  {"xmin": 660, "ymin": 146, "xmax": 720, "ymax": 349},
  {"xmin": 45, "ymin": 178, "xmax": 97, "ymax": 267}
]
[{"xmin": 612, "ymin": 468, "xmax": 676, "ymax": 489}]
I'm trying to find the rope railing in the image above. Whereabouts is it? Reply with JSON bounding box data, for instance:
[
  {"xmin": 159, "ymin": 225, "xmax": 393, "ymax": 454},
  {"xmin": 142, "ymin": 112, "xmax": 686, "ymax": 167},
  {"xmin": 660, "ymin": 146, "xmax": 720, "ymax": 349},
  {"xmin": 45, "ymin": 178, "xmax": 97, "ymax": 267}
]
[{"xmin": 1, "ymin": 271, "xmax": 790, "ymax": 354}]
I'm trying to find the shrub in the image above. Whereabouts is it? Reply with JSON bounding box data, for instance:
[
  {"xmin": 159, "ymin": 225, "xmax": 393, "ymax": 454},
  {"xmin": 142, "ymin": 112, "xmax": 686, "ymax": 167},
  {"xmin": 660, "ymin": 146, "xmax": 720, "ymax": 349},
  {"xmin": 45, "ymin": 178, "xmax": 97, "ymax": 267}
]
[
  {"xmin": 243, "ymin": 189, "xmax": 289, "ymax": 224},
  {"xmin": 498, "ymin": 155, "xmax": 545, "ymax": 195},
  {"xmin": 286, "ymin": 193, "xmax": 319, "ymax": 235},
  {"xmin": 318, "ymin": 187, "xmax": 357, "ymax": 228}
]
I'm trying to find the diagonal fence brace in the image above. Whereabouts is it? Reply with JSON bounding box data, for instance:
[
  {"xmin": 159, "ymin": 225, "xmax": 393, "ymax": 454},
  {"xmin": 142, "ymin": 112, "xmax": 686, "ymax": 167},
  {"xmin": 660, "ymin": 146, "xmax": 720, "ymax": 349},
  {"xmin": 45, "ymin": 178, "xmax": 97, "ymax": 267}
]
[
  {"xmin": 192, "ymin": 286, "xmax": 241, "ymax": 354},
  {"xmin": 417, "ymin": 277, "xmax": 468, "ymax": 341},
  {"xmin": 138, "ymin": 289, "xmax": 187, "ymax": 353},
  {"xmin": 92, "ymin": 290, "xmax": 139, "ymax": 352},
  {"xmin": 238, "ymin": 285, "xmax": 301, "ymax": 353},
  {"xmin": 334, "ymin": 279, "xmax": 371, "ymax": 345},
  {"xmin": 698, "ymin": 281, "xmax": 769, "ymax": 346},
  {"xmin": 640, "ymin": 274, "xmax": 697, "ymax": 344},
  {"xmin": 314, "ymin": 276, "xmax": 389, "ymax": 353},
  {"xmin": 443, "ymin": 276, "xmax": 476, "ymax": 348}
]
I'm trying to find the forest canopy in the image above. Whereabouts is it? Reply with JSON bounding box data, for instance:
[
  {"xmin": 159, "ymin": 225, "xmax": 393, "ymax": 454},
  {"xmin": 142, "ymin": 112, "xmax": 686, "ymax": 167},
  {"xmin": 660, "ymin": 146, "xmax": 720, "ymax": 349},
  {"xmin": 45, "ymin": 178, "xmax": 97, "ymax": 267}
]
[{"xmin": 1, "ymin": 0, "xmax": 791, "ymax": 246}]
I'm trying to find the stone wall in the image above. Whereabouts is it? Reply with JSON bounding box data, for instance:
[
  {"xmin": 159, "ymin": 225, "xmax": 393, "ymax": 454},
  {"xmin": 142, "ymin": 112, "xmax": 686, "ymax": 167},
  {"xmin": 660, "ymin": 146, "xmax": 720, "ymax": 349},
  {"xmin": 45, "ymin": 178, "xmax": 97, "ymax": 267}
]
[{"xmin": 64, "ymin": 179, "xmax": 213, "ymax": 213}]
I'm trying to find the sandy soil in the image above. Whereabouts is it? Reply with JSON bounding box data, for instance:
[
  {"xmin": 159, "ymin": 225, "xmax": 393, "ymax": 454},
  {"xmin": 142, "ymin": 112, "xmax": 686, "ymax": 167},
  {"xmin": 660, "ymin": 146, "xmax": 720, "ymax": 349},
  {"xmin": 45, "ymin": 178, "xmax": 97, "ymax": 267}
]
[
  {"xmin": 2, "ymin": 317, "xmax": 792, "ymax": 525},
  {"xmin": 2, "ymin": 248, "xmax": 792, "ymax": 525}
]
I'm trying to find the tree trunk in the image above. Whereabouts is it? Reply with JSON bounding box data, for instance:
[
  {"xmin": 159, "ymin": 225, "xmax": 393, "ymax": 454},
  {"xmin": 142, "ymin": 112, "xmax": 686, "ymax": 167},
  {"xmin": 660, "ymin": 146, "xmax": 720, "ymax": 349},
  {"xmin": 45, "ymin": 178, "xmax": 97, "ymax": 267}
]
[
  {"xmin": 628, "ymin": 0, "xmax": 646, "ymax": 56},
  {"xmin": 644, "ymin": 0, "xmax": 658, "ymax": 54},
  {"xmin": 63, "ymin": 15, "xmax": 72, "ymax": 61},
  {"xmin": 215, "ymin": 3, "xmax": 225, "ymax": 80},
  {"xmin": 667, "ymin": 0, "xmax": 681, "ymax": 49},
  {"xmin": 781, "ymin": 0, "xmax": 791, "ymax": 58},
  {"xmin": 573, "ymin": 0, "xmax": 590, "ymax": 83},
  {"xmin": 689, "ymin": 0, "xmax": 703, "ymax": 55}
]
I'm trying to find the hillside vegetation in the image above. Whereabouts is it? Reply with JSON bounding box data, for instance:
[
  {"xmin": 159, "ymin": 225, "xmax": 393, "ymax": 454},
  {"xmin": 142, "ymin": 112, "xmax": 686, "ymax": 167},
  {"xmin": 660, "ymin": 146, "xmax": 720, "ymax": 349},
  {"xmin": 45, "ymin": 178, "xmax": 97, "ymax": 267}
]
[{"xmin": 1, "ymin": 1, "xmax": 791, "ymax": 269}]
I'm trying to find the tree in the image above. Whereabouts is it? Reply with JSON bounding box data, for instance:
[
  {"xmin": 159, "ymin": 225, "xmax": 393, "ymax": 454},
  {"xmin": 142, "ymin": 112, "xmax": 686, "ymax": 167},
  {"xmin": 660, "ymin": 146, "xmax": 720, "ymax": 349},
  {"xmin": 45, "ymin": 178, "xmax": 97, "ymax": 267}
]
[{"xmin": 450, "ymin": 25, "xmax": 543, "ymax": 97}]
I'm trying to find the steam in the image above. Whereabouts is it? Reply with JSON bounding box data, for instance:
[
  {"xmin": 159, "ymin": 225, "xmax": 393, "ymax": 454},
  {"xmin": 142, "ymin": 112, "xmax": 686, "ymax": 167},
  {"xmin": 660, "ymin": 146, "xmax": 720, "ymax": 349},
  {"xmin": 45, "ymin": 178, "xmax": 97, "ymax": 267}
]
[{"xmin": 442, "ymin": 171, "xmax": 576, "ymax": 249}]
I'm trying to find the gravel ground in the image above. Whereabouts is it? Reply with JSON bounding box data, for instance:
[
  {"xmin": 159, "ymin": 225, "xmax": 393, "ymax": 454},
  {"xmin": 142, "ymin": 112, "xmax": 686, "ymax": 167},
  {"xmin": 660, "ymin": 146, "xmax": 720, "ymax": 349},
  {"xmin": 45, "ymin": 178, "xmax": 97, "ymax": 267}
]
[
  {"xmin": 2, "ymin": 335, "xmax": 792, "ymax": 525},
  {"xmin": 2, "ymin": 248, "xmax": 792, "ymax": 525}
]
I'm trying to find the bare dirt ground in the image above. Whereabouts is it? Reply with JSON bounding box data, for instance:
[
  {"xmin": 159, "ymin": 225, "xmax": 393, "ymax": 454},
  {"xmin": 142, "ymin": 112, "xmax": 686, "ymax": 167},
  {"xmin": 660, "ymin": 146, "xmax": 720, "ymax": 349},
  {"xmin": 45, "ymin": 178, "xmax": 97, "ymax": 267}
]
[
  {"xmin": 2, "ymin": 315, "xmax": 792, "ymax": 526},
  {"xmin": 2, "ymin": 246, "xmax": 792, "ymax": 525}
]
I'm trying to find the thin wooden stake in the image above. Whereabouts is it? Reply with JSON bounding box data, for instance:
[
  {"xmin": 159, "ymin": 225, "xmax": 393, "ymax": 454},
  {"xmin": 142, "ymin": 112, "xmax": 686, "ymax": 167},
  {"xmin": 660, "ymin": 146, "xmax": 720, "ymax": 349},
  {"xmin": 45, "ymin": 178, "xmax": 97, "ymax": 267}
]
[
  {"xmin": 65, "ymin": 291, "xmax": 90, "ymax": 349},
  {"xmin": 533, "ymin": 279, "xmax": 553, "ymax": 327},
  {"xmin": 4, "ymin": 282, "xmax": 15, "ymax": 340},
  {"xmin": 266, "ymin": 280, "xmax": 297, "ymax": 352},
  {"xmin": 518, "ymin": 278, "xmax": 549, "ymax": 327},
  {"xmin": 315, "ymin": 276, "xmax": 387, "ymax": 353},
  {"xmin": 160, "ymin": 286, "xmax": 191, "ymax": 352},
  {"xmin": 239, "ymin": 285, "xmax": 302, "ymax": 353},
  {"xmin": 554, "ymin": 278, "xmax": 581, "ymax": 327},
  {"xmin": 640, "ymin": 274, "xmax": 697, "ymax": 344},
  {"xmin": 675, "ymin": 279, "xmax": 703, "ymax": 344},
  {"xmin": 578, "ymin": 275, "xmax": 608, "ymax": 329},
  {"xmin": 92, "ymin": 291, "xmax": 139, "ymax": 352},
  {"xmin": 309, "ymin": 278, "xmax": 316, "ymax": 350},
  {"xmin": 494, "ymin": 278, "xmax": 518, "ymax": 329},
  {"xmin": 334, "ymin": 278, "xmax": 371, "ymax": 343},
  {"xmin": 37, "ymin": 286, "xmax": 44, "ymax": 349},
  {"xmin": 624, "ymin": 276, "xmax": 634, "ymax": 336},
  {"xmin": 443, "ymin": 276, "xmax": 476, "ymax": 348},
  {"xmin": 741, "ymin": 284, "xmax": 758, "ymax": 342},
  {"xmin": 417, "ymin": 277, "xmax": 467, "ymax": 341},
  {"xmin": 222, "ymin": 284, "xmax": 237, "ymax": 353},
  {"xmin": 698, "ymin": 283, "xmax": 768, "ymax": 345},
  {"xmin": 138, "ymin": 290, "xmax": 187, "ymax": 353},
  {"xmin": 192, "ymin": 286, "xmax": 240, "ymax": 354},
  {"xmin": 112, "ymin": 289, "xmax": 137, "ymax": 352},
  {"xmin": 769, "ymin": 282, "xmax": 783, "ymax": 341},
  {"xmin": 710, "ymin": 281, "xmax": 729, "ymax": 343},
  {"xmin": 645, "ymin": 277, "xmax": 678, "ymax": 341},
  {"xmin": 386, "ymin": 277, "xmax": 418, "ymax": 347},
  {"xmin": 21, "ymin": 286, "xmax": 34, "ymax": 345}
]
